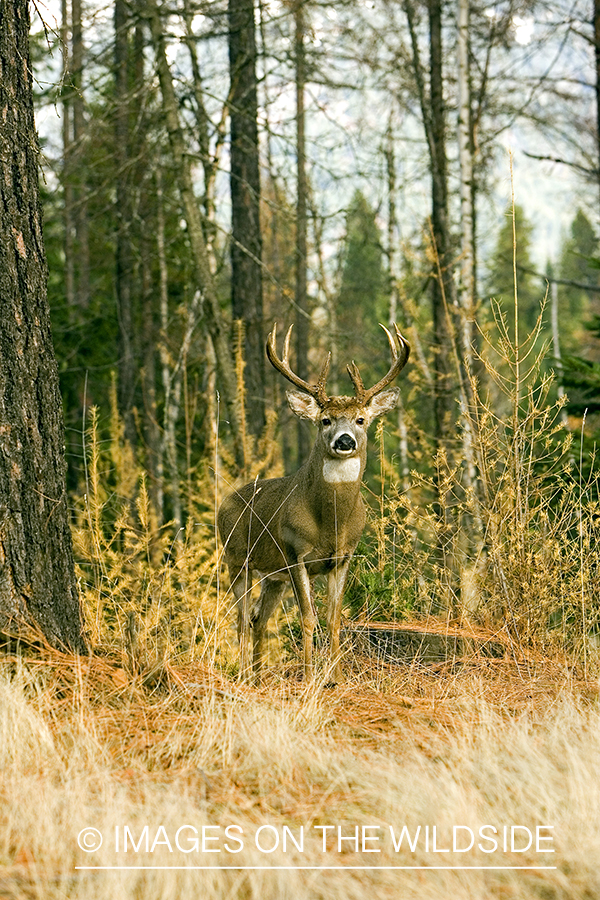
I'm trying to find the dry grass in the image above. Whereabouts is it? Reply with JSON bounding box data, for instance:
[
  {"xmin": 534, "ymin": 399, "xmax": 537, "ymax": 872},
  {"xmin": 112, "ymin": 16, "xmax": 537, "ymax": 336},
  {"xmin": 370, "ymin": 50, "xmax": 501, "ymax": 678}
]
[{"xmin": 0, "ymin": 639, "xmax": 598, "ymax": 900}]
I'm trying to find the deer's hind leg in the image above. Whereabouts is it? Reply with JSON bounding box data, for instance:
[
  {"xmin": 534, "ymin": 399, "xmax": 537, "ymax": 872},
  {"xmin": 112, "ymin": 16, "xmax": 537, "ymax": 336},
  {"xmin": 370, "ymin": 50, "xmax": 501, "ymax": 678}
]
[{"xmin": 251, "ymin": 578, "xmax": 287, "ymax": 679}]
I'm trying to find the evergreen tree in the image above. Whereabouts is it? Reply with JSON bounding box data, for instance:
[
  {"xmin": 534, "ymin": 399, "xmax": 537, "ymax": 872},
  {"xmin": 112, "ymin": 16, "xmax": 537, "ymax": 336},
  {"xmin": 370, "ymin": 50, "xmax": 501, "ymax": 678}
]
[
  {"xmin": 560, "ymin": 213, "xmax": 600, "ymax": 428},
  {"xmin": 557, "ymin": 209, "xmax": 600, "ymax": 358},
  {"xmin": 336, "ymin": 190, "xmax": 388, "ymax": 384}
]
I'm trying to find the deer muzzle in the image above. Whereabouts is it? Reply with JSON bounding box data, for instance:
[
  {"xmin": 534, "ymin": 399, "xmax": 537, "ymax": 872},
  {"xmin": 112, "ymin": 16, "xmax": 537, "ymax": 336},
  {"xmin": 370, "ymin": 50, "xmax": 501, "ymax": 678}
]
[{"xmin": 332, "ymin": 432, "xmax": 357, "ymax": 456}]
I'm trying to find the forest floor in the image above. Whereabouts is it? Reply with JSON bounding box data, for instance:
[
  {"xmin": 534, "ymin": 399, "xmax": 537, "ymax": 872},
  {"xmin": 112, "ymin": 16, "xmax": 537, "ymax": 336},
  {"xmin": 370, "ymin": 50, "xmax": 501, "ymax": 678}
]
[{"xmin": 1, "ymin": 622, "xmax": 599, "ymax": 900}]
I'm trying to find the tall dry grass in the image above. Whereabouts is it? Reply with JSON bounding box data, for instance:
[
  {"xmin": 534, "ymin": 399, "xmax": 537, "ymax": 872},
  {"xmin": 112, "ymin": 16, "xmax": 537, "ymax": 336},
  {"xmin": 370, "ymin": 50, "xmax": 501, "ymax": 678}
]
[{"xmin": 0, "ymin": 650, "xmax": 598, "ymax": 899}]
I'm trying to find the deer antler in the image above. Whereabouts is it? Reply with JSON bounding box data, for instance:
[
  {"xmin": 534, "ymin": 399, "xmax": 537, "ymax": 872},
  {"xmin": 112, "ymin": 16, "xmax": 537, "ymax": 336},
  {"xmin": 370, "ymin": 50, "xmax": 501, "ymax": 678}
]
[
  {"xmin": 266, "ymin": 324, "xmax": 331, "ymax": 406},
  {"xmin": 346, "ymin": 323, "xmax": 410, "ymax": 404}
]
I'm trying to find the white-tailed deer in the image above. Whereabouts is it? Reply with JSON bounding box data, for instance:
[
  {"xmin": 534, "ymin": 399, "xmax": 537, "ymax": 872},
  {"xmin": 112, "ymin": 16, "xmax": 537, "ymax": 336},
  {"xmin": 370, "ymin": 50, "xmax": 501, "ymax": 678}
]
[{"xmin": 218, "ymin": 323, "xmax": 410, "ymax": 682}]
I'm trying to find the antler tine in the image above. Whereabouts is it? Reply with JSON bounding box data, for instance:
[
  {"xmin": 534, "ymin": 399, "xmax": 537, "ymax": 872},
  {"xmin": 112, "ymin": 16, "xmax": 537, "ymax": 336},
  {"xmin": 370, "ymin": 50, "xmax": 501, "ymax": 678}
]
[
  {"xmin": 316, "ymin": 352, "xmax": 332, "ymax": 405},
  {"xmin": 282, "ymin": 323, "xmax": 293, "ymax": 365},
  {"xmin": 346, "ymin": 360, "xmax": 365, "ymax": 401},
  {"xmin": 360, "ymin": 323, "xmax": 410, "ymax": 404},
  {"xmin": 266, "ymin": 323, "xmax": 327, "ymax": 400}
]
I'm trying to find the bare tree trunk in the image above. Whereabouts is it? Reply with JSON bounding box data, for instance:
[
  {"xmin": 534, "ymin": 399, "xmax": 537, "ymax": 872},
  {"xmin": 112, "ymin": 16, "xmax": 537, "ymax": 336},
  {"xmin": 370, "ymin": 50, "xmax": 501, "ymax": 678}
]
[
  {"xmin": 550, "ymin": 277, "xmax": 569, "ymax": 428},
  {"xmin": 457, "ymin": 0, "xmax": 475, "ymax": 362},
  {"xmin": 71, "ymin": 0, "xmax": 89, "ymax": 309},
  {"xmin": 131, "ymin": 12, "xmax": 162, "ymax": 527},
  {"xmin": 385, "ymin": 119, "xmax": 410, "ymax": 494},
  {"xmin": 428, "ymin": 0, "xmax": 455, "ymax": 451},
  {"xmin": 0, "ymin": 0, "xmax": 85, "ymax": 650},
  {"xmin": 157, "ymin": 166, "xmax": 183, "ymax": 543},
  {"xmin": 405, "ymin": 0, "xmax": 458, "ymax": 609},
  {"xmin": 595, "ymin": 0, "xmax": 600, "ymax": 208},
  {"xmin": 155, "ymin": 171, "xmax": 169, "ymax": 523},
  {"xmin": 141, "ymin": 224, "xmax": 162, "ymax": 526},
  {"xmin": 114, "ymin": 0, "xmax": 136, "ymax": 446},
  {"xmin": 148, "ymin": 0, "xmax": 244, "ymax": 469},
  {"xmin": 182, "ymin": 0, "xmax": 227, "ymax": 240},
  {"xmin": 228, "ymin": 0, "xmax": 265, "ymax": 439},
  {"xmin": 61, "ymin": 0, "xmax": 75, "ymax": 312},
  {"xmin": 294, "ymin": 0, "xmax": 311, "ymax": 462},
  {"xmin": 310, "ymin": 193, "xmax": 339, "ymax": 393},
  {"xmin": 404, "ymin": 0, "xmax": 455, "ymax": 453},
  {"xmin": 457, "ymin": 3, "xmax": 479, "ymax": 471}
]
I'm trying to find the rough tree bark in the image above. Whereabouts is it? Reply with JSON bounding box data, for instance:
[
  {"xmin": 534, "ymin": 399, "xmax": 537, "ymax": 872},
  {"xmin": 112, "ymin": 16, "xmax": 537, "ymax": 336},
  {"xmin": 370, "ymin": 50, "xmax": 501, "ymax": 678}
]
[
  {"xmin": 0, "ymin": 0, "xmax": 85, "ymax": 650},
  {"xmin": 228, "ymin": 0, "xmax": 266, "ymax": 439}
]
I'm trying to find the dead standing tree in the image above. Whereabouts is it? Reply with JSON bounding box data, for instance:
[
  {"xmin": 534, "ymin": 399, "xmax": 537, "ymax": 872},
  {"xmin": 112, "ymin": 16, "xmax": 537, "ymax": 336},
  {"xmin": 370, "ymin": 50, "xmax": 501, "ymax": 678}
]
[{"xmin": 228, "ymin": 0, "xmax": 266, "ymax": 439}]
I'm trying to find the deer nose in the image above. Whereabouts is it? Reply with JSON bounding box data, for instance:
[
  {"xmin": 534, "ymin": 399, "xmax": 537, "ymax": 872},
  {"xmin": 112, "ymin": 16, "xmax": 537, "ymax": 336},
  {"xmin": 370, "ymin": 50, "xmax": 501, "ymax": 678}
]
[{"xmin": 333, "ymin": 433, "xmax": 356, "ymax": 453}]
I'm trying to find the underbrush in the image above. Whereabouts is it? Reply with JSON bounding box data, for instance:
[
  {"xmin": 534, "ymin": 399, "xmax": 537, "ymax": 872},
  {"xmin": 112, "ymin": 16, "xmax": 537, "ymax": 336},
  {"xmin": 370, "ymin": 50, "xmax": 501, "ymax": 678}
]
[{"xmin": 71, "ymin": 308, "xmax": 600, "ymax": 679}]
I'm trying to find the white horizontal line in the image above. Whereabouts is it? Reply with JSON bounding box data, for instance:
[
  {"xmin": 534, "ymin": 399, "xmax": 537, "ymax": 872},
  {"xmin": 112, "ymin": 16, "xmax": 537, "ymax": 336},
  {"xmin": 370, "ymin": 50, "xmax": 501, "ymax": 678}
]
[{"xmin": 75, "ymin": 865, "xmax": 558, "ymax": 871}]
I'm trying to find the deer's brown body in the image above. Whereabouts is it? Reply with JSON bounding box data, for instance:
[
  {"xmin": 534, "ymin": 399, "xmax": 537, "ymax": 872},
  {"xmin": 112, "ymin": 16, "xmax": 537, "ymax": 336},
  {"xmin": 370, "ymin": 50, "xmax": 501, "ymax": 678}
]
[{"xmin": 218, "ymin": 324, "xmax": 409, "ymax": 682}]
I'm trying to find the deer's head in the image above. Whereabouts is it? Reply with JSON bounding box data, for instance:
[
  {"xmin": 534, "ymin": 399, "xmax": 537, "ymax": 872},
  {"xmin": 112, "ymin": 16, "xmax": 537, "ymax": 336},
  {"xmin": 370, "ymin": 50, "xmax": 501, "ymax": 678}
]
[{"xmin": 266, "ymin": 323, "xmax": 410, "ymax": 466}]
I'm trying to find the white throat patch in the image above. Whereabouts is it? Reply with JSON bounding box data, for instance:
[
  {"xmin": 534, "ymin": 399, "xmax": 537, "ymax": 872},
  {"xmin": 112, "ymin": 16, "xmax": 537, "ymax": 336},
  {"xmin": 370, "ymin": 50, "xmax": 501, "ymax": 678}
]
[{"xmin": 322, "ymin": 457, "xmax": 362, "ymax": 484}]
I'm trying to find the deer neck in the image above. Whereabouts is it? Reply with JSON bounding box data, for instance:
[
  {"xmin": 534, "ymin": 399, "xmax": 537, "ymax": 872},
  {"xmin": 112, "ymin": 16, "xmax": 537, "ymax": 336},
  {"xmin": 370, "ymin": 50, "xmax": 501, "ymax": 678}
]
[
  {"xmin": 298, "ymin": 442, "xmax": 366, "ymax": 509},
  {"xmin": 321, "ymin": 455, "xmax": 362, "ymax": 485}
]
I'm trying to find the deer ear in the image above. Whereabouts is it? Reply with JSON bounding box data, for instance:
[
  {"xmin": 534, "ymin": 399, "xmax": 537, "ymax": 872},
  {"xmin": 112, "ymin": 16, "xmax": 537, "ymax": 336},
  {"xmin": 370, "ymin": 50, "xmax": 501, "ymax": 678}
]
[
  {"xmin": 365, "ymin": 387, "xmax": 401, "ymax": 423},
  {"xmin": 286, "ymin": 390, "xmax": 321, "ymax": 422}
]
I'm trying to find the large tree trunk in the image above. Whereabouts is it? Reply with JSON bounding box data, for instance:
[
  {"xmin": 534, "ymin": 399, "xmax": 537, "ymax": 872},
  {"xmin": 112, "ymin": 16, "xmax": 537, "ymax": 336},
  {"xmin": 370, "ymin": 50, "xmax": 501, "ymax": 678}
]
[
  {"xmin": 228, "ymin": 0, "xmax": 266, "ymax": 440},
  {"xmin": 0, "ymin": 0, "xmax": 85, "ymax": 651}
]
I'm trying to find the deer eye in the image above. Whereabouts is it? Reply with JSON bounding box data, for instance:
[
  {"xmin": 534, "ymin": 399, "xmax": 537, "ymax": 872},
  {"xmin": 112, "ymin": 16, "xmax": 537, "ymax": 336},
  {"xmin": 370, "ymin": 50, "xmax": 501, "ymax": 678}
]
[
  {"xmin": 356, "ymin": 416, "xmax": 365, "ymax": 425},
  {"xmin": 321, "ymin": 417, "xmax": 331, "ymax": 426}
]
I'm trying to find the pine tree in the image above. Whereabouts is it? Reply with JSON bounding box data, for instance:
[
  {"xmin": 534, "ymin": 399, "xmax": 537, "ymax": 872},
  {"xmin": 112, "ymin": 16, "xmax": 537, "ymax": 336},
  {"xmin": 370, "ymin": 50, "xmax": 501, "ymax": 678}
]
[
  {"xmin": 336, "ymin": 190, "xmax": 388, "ymax": 383},
  {"xmin": 557, "ymin": 210, "xmax": 600, "ymax": 358}
]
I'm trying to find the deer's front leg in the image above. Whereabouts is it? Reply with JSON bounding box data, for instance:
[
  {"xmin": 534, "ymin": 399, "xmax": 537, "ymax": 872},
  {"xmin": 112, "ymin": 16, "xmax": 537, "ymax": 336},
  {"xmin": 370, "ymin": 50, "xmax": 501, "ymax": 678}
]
[
  {"xmin": 287, "ymin": 555, "xmax": 316, "ymax": 681},
  {"xmin": 326, "ymin": 558, "xmax": 352, "ymax": 684},
  {"xmin": 231, "ymin": 565, "xmax": 253, "ymax": 681}
]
